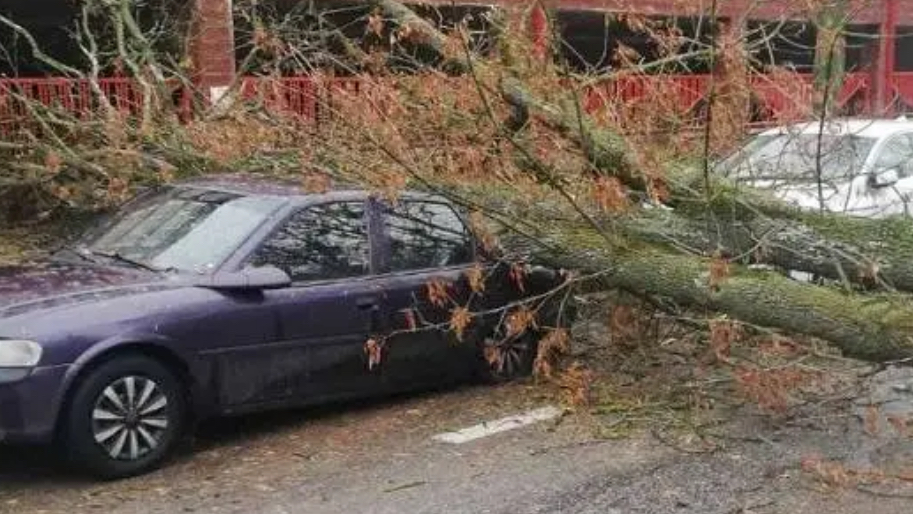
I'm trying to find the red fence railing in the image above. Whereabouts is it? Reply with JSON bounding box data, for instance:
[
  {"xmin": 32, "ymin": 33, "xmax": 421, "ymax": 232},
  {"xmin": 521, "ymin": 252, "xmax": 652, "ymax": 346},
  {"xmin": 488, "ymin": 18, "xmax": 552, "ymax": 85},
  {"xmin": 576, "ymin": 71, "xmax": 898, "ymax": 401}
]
[
  {"xmin": 0, "ymin": 77, "xmax": 191, "ymax": 137},
  {"xmin": 582, "ymin": 72, "xmax": 877, "ymax": 130},
  {"xmin": 0, "ymin": 72, "xmax": 905, "ymax": 139}
]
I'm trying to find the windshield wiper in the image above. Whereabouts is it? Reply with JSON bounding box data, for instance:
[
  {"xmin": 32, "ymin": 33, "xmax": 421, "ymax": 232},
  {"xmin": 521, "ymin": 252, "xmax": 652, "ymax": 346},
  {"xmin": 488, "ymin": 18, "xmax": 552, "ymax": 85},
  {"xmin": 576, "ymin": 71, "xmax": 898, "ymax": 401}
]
[
  {"xmin": 55, "ymin": 245, "xmax": 102, "ymax": 265},
  {"xmin": 94, "ymin": 251, "xmax": 171, "ymax": 273}
]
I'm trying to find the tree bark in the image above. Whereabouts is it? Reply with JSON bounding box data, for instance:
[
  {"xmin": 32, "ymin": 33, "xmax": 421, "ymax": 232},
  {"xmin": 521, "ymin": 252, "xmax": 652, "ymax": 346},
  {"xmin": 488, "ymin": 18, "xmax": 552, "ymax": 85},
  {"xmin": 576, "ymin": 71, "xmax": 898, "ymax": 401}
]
[
  {"xmin": 501, "ymin": 219, "xmax": 913, "ymax": 362},
  {"xmin": 622, "ymin": 209, "xmax": 913, "ymax": 292},
  {"xmin": 372, "ymin": 0, "xmax": 468, "ymax": 73}
]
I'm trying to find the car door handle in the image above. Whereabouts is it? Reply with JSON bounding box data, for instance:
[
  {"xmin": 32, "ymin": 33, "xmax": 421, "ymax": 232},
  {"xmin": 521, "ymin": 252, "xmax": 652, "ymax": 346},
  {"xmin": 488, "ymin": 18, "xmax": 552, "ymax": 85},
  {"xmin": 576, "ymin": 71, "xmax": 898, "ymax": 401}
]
[{"xmin": 356, "ymin": 297, "xmax": 378, "ymax": 310}]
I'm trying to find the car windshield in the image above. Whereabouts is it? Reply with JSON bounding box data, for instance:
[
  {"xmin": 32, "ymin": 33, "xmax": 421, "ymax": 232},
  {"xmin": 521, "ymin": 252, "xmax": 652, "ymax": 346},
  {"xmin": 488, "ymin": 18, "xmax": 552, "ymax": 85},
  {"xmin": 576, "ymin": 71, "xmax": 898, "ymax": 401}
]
[
  {"xmin": 79, "ymin": 186, "xmax": 285, "ymax": 273},
  {"xmin": 719, "ymin": 133, "xmax": 878, "ymax": 182}
]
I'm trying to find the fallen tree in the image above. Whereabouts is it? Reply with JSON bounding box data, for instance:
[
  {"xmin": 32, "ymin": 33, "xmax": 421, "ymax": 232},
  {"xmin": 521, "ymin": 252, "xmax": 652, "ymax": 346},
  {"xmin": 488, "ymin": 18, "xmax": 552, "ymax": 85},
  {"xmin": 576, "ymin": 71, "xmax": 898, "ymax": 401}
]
[{"xmin": 361, "ymin": 0, "xmax": 913, "ymax": 362}]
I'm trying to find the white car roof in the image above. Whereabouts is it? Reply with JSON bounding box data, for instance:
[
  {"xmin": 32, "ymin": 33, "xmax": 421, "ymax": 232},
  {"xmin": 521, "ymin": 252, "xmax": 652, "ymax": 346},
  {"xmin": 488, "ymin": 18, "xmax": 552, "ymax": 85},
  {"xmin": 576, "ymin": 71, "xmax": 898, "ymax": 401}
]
[{"xmin": 758, "ymin": 118, "xmax": 913, "ymax": 139}]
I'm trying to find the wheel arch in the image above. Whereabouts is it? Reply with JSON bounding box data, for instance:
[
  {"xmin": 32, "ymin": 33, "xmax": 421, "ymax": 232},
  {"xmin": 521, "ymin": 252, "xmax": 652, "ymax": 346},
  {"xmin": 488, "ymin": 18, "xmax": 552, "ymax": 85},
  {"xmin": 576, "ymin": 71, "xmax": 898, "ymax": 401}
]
[{"xmin": 54, "ymin": 336, "xmax": 201, "ymax": 439}]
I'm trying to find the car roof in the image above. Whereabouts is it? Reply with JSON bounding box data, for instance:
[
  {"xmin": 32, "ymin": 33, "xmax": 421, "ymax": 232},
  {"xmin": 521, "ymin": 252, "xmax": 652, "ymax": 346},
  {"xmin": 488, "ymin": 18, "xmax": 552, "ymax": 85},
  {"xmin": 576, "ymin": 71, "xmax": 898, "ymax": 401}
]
[
  {"xmin": 758, "ymin": 118, "xmax": 913, "ymax": 139},
  {"xmin": 180, "ymin": 173, "xmax": 313, "ymax": 197},
  {"xmin": 175, "ymin": 173, "xmax": 445, "ymax": 205}
]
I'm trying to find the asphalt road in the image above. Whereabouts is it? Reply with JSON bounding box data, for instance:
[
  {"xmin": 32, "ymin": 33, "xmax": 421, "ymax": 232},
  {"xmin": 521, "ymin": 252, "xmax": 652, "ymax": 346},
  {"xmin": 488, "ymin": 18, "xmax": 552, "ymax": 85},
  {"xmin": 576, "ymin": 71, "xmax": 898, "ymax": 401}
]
[{"xmin": 2, "ymin": 377, "xmax": 913, "ymax": 514}]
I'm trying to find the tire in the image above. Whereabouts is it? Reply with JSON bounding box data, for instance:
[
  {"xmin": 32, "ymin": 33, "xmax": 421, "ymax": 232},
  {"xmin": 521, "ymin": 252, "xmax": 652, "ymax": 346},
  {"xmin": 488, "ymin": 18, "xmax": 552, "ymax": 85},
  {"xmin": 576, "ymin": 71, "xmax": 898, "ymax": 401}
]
[
  {"xmin": 61, "ymin": 354, "xmax": 186, "ymax": 479},
  {"xmin": 479, "ymin": 330, "xmax": 539, "ymax": 383}
]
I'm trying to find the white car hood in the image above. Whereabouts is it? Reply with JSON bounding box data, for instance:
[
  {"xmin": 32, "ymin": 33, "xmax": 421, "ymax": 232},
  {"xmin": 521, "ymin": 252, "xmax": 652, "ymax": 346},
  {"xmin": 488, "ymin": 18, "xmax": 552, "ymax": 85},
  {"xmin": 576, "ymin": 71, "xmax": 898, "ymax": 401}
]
[{"xmin": 739, "ymin": 175, "xmax": 913, "ymax": 218}]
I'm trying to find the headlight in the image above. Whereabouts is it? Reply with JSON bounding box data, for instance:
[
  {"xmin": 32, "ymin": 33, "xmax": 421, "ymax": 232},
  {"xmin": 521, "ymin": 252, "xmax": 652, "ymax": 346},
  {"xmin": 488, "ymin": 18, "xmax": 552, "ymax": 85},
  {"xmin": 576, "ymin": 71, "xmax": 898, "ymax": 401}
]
[
  {"xmin": 0, "ymin": 340, "xmax": 42, "ymax": 367},
  {"xmin": 0, "ymin": 340, "xmax": 42, "ymax": 383}
]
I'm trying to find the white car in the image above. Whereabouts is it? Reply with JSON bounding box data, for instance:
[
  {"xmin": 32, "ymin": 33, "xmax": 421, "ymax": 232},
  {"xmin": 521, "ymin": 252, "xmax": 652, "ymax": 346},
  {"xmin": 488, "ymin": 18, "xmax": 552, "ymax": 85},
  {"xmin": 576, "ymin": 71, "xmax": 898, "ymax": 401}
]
[{"xmin": 717, "ymin": 118, "xmax": 913, "ymax": 218}]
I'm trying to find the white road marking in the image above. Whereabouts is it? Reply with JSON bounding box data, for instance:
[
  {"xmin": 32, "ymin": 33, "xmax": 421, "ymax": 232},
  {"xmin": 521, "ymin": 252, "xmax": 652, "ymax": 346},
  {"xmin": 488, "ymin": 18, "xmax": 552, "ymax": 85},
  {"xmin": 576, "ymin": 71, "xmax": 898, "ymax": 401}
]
[{"xmin": 431, "ymin": 406, "xmax": 562, "ymax": 444}]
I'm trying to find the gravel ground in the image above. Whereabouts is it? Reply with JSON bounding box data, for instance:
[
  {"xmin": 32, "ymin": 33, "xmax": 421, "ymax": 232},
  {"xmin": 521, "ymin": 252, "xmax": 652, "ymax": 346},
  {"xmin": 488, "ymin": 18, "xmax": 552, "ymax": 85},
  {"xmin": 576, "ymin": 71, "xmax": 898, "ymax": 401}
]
[{"xmin": 2, "ymin": 366, "xmax": 913, "ymax": 514}]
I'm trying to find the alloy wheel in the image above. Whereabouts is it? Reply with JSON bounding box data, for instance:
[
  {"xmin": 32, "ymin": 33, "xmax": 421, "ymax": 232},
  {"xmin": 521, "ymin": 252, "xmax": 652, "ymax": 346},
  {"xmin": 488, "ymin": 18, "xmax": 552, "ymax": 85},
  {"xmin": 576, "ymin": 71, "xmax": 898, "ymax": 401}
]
[
  {"xmin": 484, "ymin": 334, "xmax": 533, "ymax": 378},
  {"xmin": 91, "ymin": 375, "xmax": 170, "ymax": 461}
]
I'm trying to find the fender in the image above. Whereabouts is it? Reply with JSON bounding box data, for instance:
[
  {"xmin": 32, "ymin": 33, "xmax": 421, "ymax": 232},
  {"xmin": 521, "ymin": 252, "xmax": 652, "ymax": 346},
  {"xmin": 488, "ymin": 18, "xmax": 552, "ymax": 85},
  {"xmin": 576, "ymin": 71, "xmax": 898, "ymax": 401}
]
[{"xmin": 50, "ymin": 332, "xmax": 216, "ymax": 432}]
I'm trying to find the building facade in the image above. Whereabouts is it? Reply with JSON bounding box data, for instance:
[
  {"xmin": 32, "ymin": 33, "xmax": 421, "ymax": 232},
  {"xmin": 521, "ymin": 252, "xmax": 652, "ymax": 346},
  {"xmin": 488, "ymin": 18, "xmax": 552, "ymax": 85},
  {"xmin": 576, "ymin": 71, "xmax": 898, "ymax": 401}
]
[
  {"xmin": 182, "ymin": 0, "xmax": 907, "ymax": 110},
  {"xmin": 0, "ymin": 0, "xmax": 907, "ymax": 121}
]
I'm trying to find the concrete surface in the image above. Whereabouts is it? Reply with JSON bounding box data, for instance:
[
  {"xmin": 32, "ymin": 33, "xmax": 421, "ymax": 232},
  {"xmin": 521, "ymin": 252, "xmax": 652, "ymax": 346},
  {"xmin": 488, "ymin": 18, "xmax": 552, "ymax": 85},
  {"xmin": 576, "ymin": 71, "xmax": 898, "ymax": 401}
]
[{"xmin": 3, "ymin": 368, "xmax": 913, "ymax": 514}]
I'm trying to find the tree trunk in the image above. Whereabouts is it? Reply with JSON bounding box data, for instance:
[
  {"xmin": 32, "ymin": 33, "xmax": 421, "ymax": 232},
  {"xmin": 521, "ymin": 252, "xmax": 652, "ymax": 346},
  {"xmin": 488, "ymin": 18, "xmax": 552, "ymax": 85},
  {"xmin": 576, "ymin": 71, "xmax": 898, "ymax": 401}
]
[
  {"xmin": 814, "ymin": 0, "xmax": 848, "ymax": 117},
  {"xmin": 501, "ymin": 220, "xmax": 913, "ymax": 362}
]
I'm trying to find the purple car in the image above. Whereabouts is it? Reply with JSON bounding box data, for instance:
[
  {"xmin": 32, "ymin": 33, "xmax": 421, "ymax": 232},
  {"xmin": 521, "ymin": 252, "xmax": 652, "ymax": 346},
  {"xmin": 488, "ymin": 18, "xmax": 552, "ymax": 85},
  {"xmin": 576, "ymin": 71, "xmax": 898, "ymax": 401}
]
[{"xmin": 0, "ymin": 176, "xmax": 571, "ymax": 478}]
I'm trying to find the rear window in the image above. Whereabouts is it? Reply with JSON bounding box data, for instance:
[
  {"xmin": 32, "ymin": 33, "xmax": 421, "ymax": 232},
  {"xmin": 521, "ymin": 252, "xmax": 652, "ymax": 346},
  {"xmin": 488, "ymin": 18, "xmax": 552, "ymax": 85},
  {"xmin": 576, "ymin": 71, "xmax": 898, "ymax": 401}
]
[{"xmin": 382, "ymin": 201, "xmax": 473, "ymax": 271}]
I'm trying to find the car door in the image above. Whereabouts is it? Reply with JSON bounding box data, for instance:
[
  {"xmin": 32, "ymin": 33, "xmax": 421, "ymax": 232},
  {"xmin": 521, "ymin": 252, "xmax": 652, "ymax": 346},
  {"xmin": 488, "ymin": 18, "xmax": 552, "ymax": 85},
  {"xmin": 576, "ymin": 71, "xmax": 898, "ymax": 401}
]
[
  {"xmin": 860, "ymin": 132, "xmax": 913, "ymax": 217},
  {"xmin": 373, "ymin": 198, "xmax": 480, "ymax": 391},
  {"xmin": 213, "ymin": 200, "xmax": 386, "ymax": 408}
]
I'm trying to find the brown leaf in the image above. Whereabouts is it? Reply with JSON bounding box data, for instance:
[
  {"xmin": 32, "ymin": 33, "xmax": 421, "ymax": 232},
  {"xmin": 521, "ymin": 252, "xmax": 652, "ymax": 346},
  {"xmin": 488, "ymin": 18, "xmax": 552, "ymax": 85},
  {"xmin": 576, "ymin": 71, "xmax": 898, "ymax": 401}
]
[
  {"xmin": 364, "ymin": 338, "xmax": 384, "ymax": 370},
  {"xmin": 534, "ymin": 329, "xmax": 571, "ymax": 379},
  {"xmin": 593, "ymin": 176, "xmax": 629, "ymax": 213},
  {"xmin": 367, "ymin": 12, "xmax": 385, "ymax": 37},
  {"xmin": 533, "ymin": 355, "xmax": 553, "ymax": 378},
  {"xmin": 468, "ymin": 210, "xmax": 498, "ymax": 255},
  {"xmin": 708, "ymin": 252, "xmax": 730, "ymax": 291},
  {"xmin": 505, "ymin": 306, "xmax": 537, "ymax": 337},
  {"xmin": 44, "ymin": 151, "xmax": 62, "ymax": 173},
  {"xmin": 425, "ymin": 279, "xmax": 451, "ymax": 308},
  {"xmin": 449, "ymin": 306, "xmax": 472, "ymax": 341},
  {"xmin": 558, "ymin": 362, "xmax": 593, "ymax": 406},
  {"xmin": 107, "ymin": 177, "xmax": 130, "ymax": 202},
  {"xmin": 864, "ymin": 404, "xmax": 880, "ymax": 436},
  {"xmin": 401, "ymin": 308, "xmax": 417, "ymax": 331},
  {"xmin": 609, "ymin": 304, "xmax": 639, "ymax": 342},
  {"xmin": 540, "ymin": 328, "xmax": 570, "ymax": 354},
  {"xmin": 484, "ymin": 344, "xmax": 501, "ymax": 367},
  {"xmin": 709, "ymin": 318, "xmax": 739, "ymax": 362},
  {"xmin": 508, "ymin": 263, "xmax": 526, "ymax": 293},
  {"xmin": 648, "ymin": 177, "xmax": 670, "ymax": 204},
  {"xmin": 734, "ymin": 365, "xmax": 811, "ymax": 413},
  {"xmin": 466, "ymin": 263, "xmax": 485, "ymax": 294}
]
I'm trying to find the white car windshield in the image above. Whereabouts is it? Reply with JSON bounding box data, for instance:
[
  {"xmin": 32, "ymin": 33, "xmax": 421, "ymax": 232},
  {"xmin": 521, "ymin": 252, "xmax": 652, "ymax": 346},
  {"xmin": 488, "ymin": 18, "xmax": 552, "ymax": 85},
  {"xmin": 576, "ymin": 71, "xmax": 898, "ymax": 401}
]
[
  {"xmin": 80, "ymin": 186, "xmax": 286, "ymax": 273},
  {"xmin": 720, "ymin": 133, "xmax": 878, "ymax": 182}
]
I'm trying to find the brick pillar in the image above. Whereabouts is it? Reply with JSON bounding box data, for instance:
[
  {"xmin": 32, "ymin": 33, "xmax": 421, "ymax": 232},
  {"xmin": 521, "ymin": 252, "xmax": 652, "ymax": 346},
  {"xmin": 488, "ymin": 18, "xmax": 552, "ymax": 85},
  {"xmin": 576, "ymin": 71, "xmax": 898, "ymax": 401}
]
[
  {"xmin": 189, "ymin": 0, "xmax": 236, "ymax": 104},
  {"xmin": 529, "ymin": 3, "xmax": 548, "ymax": 61},
  {"xmin": 874, "ymin": 0, "xmax": 898, "ymax": 114}
]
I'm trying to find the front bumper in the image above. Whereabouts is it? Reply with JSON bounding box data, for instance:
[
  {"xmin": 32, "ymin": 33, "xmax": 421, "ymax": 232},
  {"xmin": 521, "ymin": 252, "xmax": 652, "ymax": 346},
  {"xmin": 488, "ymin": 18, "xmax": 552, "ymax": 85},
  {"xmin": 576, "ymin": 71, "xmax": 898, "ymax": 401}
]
[{"xmin": 0, "ymin": 364, "xmax": 69, "ymax": 443}]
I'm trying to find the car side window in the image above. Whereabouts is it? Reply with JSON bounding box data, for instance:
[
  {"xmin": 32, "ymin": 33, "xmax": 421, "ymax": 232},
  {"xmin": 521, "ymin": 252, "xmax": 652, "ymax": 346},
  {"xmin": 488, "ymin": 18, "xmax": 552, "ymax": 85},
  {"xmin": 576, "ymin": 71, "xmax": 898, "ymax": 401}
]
[
  {"xmin": 249, "ymin": 202, "xmax": 370, "ymax": 282},
  {"xmin": 383, "ymin": 201, "xmax": 473, "ymax": 271},
  {"xmin": 874, "ymin": 134, "xmax": 913, "ymax": 177}
]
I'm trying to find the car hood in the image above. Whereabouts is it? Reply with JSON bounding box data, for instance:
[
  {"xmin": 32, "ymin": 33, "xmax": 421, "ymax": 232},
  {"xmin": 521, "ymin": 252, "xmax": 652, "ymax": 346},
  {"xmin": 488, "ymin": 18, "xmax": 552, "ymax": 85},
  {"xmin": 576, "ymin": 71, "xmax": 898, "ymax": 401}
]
[
  {"xmin": 737, "ymin": 175, "xmax": 895, "ymax": 216},
  {"xmin": 0, "ymin": 260, "xmax": 172, "ymax": 316},
  {"xmin": 743, "ymin": 178, "xmax": 841, "ymax": 208}
]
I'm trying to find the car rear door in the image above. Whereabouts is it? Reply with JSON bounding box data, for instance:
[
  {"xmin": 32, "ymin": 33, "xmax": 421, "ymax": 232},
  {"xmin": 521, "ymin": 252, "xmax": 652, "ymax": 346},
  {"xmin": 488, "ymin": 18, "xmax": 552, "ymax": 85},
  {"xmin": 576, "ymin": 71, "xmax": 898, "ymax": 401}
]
[
  {"xmin": 212, "ymin": 199, "xmax": 387, "ymax": 408},
  {"xmin": 372, "ymin": 198, "xmax": 481, "ymax": 391}
]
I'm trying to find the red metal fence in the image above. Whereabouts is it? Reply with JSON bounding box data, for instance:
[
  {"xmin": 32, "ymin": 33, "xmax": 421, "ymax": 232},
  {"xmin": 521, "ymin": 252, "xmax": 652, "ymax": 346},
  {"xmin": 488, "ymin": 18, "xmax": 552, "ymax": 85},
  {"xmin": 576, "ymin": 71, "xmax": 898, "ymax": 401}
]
[
  {"xmin": 583, "ymin": 72, "xmax": 881, "ymax": 128},
  {"xmin": 0, "ymin": 77, "xmax": 186, "ymax": 137},
  {"xmin": 0, "ymin": 72, "xmax": 911, "ymax": 139}
]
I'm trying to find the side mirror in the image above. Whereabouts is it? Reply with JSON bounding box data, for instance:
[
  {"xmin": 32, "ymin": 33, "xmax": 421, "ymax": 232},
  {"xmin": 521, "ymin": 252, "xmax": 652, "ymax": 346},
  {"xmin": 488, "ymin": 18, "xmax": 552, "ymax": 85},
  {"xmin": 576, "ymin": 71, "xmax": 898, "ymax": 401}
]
[
  {"xmin": 195, "ymin": 265, "xmax": 292, "ymax": 290},
  {"xmin": 871, "ymin": 167, "xmax": 901, "ymax": 188}
]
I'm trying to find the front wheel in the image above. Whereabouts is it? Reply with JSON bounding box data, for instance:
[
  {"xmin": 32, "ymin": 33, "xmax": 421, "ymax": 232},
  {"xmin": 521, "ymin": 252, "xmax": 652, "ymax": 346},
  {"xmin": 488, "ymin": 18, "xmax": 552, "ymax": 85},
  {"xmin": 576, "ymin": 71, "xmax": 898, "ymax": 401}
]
[
  {"xmin": 61, "ymin": 355, "xmax": 186, "ymax": 479},
  {"xmin": 480, "ymin": 331, "xmax": 539, "ymax": 382}
]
